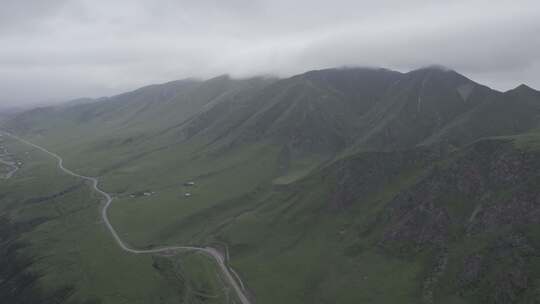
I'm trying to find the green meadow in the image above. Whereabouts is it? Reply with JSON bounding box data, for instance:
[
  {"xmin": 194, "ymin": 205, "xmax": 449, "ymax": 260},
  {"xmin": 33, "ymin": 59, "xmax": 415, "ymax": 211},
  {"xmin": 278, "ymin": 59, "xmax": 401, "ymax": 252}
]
[{"xmin": 0, "ymin": 136, "xmax": 231, "ymax": 304}]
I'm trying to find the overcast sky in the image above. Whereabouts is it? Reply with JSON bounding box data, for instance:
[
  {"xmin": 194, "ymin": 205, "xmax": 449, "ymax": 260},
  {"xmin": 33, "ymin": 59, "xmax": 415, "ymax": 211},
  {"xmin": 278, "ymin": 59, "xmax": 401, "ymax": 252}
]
[{"xmin": 1, "ymin": 0, "xmax": 539, "ymax": 106}]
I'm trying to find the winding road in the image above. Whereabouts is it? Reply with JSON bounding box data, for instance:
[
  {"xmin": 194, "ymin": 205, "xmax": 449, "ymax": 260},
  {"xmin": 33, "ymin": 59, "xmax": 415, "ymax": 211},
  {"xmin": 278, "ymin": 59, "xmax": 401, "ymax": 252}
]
[{"xmin": 2, "ymin": 132, "xmax": 251, "ymax": 304}]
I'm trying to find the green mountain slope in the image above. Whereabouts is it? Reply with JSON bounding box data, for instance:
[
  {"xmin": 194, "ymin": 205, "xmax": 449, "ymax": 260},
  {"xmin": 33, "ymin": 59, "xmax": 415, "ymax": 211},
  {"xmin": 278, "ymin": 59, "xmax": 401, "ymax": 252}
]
[
  {"xmin": 222, "ymin": 136, "xmax": 540, "ymax": 304},
  {"xmin": 2, "ymin": 67, "xmax": 540, "ymax": 304},
  {"xmin": 423, "ymin": 83, "xmax": 540, "ymax": 147}
]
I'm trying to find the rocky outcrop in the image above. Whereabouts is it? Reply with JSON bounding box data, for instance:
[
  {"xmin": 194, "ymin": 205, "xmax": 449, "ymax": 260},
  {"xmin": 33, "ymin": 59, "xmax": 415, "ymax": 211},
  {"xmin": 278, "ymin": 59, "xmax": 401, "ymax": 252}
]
[{"xmin": 325, "ymin": 138, "xmax": 540, "ymax": 303}]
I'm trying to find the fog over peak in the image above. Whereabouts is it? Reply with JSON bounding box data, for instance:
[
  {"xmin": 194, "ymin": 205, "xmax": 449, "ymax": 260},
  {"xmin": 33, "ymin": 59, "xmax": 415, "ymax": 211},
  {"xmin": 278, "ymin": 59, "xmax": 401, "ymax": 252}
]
[{"xmin": 1, "ymin": 0, "xmax": 539, "ymax": 106}]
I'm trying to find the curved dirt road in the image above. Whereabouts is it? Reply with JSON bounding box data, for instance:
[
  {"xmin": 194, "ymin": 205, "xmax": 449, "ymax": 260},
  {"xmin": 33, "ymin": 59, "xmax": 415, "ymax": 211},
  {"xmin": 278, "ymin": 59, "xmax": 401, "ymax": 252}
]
[{"xmin": 3, "ymin": 132, "xmax": 251, "ymax": 304}]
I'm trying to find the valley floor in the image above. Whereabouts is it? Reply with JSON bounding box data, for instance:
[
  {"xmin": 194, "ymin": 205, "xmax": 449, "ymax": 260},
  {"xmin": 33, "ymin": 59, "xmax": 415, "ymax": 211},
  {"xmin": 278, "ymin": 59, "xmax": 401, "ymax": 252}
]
[
  {"xmin": 0, "ymin": 135, "xmax": 233, "ymax": 304},
  {"xmin": 5, "ymin": 132, "xmax": 251, "ymax": 304}
]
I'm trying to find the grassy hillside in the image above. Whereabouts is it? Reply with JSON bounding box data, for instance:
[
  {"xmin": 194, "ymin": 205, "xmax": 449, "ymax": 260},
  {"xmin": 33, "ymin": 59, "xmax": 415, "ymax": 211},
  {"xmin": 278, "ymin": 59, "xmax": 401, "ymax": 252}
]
[
  {"xmin": 2, "ymin": 67, "xmax": 540, "ymax": 303},
  {"xmin": 186, "ymin": 136, "xmax": 540, "ymax": 304},
  {"xmin": 0, "ymin": 136, "xmax": 231, "ymax": 304}
]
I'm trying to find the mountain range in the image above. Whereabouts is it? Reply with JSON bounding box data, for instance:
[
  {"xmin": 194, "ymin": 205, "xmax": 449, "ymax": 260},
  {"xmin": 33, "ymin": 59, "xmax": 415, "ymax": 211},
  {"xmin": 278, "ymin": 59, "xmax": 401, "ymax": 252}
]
[{"xmin": 2, "ymin": 66, "xmax": 540, "ymax": 304}]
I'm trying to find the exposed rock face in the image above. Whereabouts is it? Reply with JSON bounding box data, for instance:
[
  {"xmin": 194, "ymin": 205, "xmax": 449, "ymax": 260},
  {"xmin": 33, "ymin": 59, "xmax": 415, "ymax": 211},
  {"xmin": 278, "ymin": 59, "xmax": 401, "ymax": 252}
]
[
  {"xmin": 382, "ymin": 140, "xmax": 540, "ymax": 303},
  {"xmin": 327, "ymin": 147, "xmax": 442, "ymax": 210},
  {"xmin": 457, "ymin": 233, "xmax": 534, "ymax": 304},
  {"xmin": 326, "ymin": 138, "xmax": 540, "ymax": 303},
  {"xmin": 380, "ymin": 139, "xmax": 539, "ymax": 246}
]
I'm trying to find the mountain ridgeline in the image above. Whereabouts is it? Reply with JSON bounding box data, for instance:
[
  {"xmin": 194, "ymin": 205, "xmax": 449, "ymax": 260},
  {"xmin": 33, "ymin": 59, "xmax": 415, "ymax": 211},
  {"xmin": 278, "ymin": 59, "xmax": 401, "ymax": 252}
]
[
  {"xmin": 8, "ymin": 67, "xmax": 540, "ymax": 160},
  {"xmin": 3, "ymin": 67, "xmax": 540, "ymax": 304}
]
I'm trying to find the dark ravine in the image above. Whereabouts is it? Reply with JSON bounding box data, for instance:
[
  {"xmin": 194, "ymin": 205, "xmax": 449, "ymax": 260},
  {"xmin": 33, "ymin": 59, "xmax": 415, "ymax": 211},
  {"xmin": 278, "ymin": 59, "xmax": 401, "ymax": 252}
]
[{"xmin": 0, "ymin": 215, "xmax": 75, "ymax": 303}]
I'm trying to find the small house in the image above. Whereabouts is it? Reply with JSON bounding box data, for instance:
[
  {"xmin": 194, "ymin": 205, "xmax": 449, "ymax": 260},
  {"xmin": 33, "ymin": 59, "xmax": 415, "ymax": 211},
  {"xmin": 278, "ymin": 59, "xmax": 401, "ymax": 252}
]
[
  {"xmin": 184, "ymin": 181, "xmax": 196, "ymax": 186},
  {"xmin": 184, "ymin": 192, "xmax": 192, "ymax": 197}
]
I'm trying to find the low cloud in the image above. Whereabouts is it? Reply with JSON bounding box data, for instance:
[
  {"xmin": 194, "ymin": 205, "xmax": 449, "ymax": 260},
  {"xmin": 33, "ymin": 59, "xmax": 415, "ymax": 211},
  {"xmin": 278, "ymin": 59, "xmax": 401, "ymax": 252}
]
[{"xmin": 1, "ymin": 0, "xmax": 539, "ymax": 105}]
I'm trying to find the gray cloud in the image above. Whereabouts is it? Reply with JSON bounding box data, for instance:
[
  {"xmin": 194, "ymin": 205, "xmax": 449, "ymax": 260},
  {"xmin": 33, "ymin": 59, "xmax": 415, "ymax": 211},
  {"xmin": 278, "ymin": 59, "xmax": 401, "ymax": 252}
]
[{"xmin": 1, "ymin": 0, "xmax": 539, "ymax": 105}]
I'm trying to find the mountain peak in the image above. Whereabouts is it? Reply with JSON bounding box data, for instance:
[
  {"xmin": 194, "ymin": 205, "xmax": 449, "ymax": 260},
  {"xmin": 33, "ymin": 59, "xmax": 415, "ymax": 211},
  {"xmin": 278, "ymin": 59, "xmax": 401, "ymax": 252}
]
[
  {"xmin": 505, "ymin": 84, "xmax": 540, "ymax": 97},
  {"xmin": 405, "ymin": 65, "xmax": 474, "ymax": 88},
  {"xmin": 407, "ymin": 65, "xmax": 461, "ymax": 79},
  {"xmin": 515, "ymin": 84, "xmax": 537, "ymax": 92},
  {"xmin": 411, "ymin": 65, "xmax": 455, "ymax": 73},
  {"xmin": 297, "ymin": 67, "xmax": 404, "ymax": 85},
  {"xmin": 207, "ymin": 74, "xmax": 232, "ymax": 81}
]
